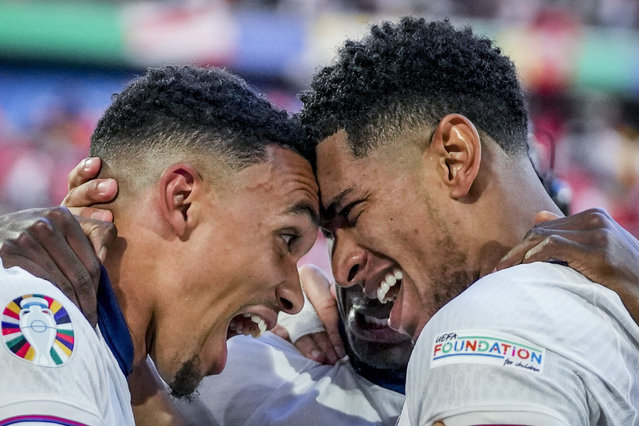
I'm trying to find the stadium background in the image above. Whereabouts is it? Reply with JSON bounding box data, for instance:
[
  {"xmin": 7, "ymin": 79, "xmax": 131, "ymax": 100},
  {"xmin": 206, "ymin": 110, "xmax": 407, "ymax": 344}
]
[{"xmin": 0, "ymin": 0, "xmax": 638, "ymax": 241}]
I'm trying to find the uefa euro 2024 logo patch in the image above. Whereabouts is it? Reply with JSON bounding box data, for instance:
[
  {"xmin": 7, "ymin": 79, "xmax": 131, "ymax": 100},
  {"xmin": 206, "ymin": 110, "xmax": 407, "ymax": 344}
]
[
  {"xmin": 431, "ymin": 330, "xmax": 545, "ymax": 374},
  {"xmin": 2, "ymin": 294, "xmax": 74, "ymax": 367}
]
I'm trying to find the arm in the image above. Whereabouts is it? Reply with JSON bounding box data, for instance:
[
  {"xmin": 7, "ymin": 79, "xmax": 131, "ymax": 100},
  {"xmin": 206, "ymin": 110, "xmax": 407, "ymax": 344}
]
[{"xmin": 497, "ymin": 208, "xmax": 639, "ymax": 324}]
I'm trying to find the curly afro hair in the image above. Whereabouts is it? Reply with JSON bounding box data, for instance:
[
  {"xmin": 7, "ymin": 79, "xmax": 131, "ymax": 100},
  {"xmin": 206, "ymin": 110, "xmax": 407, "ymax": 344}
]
[
  {"xmin": 300, "ymin": 17, "xmax": 529, "ymax": 158},
  {"xmin": 91, "ymin": 65, "xmax": 311, "ymax": 168}
]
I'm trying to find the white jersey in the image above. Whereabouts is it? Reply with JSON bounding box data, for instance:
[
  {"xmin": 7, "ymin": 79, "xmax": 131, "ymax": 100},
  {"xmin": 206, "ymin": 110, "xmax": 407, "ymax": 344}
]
[
  {"xmin": 0, "ymin": 264, "xmax": 134, "ymax": 425},
  {"xmin": 399, "ymin": 262, "xmax": 639, "ymax": 426},
  {"xmin": 179, "ymin": 332, "xmax": 404, "ymax": 426}
]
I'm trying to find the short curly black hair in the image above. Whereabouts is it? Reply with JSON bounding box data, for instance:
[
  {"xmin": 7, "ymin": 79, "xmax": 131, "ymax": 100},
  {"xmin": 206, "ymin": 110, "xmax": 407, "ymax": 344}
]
[
  {"xmin": 91, "ymin": 65, "xmax": 311, "ymax": 168},
  {"xmin": 300, "ymin": 17, "xmax": 529, "ymax": 157}
]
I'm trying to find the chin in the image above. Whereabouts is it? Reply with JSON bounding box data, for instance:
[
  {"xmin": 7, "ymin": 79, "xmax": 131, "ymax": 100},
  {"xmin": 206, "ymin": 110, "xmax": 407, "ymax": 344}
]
[{"xmin": 169, "ymin": 356, "xmax": 203, "ymax": 399}]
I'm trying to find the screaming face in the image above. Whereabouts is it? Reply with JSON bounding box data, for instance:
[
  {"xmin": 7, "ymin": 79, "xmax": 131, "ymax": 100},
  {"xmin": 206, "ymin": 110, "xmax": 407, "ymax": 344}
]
[
  {"xmin": 317, "ymin": 130, "xmax": 474, "ymax": 342},
  {"xmin": 151, "ymin": 146, "xmax": 320, "ymax": 398}
]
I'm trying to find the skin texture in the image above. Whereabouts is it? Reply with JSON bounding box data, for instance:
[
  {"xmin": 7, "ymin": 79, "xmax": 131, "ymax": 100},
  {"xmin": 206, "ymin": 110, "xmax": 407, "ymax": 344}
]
[
  {"xmin": 0, "ymin": 207, "xmax": 116, "ymax": 327},
  {"xmin": 63, "ymin": 156, "xmax": 412, "ymax": 371},
  {"xmin": 316, "ymin": 116, "xmax": 563, "ymax": 341},
  {"xmin": 106, "ymin": 145, "xmax": 319, "ymax": 397}
]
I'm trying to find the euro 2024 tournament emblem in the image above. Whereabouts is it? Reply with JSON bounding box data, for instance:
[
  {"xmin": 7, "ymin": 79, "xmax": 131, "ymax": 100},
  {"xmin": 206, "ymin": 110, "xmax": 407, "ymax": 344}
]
[{"xmin": 2, "ymin": 294, "xmax": 75, "ymax": 366}]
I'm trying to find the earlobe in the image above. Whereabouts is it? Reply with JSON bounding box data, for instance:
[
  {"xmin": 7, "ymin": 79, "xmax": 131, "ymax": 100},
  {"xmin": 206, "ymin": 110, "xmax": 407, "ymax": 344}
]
[
  {"xmin": 160, "ymin": 163, "xmax": 201, "ymax": 239},
  {"xmin": 430, "ymin": 114, "xmax": 481, "ymax": 199}
]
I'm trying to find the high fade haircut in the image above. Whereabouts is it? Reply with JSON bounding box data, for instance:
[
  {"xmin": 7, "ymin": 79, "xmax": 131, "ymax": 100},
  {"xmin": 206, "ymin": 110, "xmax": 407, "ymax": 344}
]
[
  {"xmin": 300, "ymin": 17, "xmax": 529, "ymax": 158},
  {"xmin": 91, "ymin": 65, "xmax": 312, "ymax": 171}
]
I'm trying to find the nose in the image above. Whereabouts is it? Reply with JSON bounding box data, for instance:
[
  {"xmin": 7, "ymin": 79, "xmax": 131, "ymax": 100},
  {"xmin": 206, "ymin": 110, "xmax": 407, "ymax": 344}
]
[
  {"xmin": 276, "ymin": 261, "xmax": 304, "ymax": 315},
  {"xmin": 331, "ymin": 228, "xmax": 367, "ymax": 289}
]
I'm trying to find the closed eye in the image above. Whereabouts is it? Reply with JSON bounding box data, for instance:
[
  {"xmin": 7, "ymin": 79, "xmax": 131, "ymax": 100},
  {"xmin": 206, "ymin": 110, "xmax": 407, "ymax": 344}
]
[{"xmin": 338, "ymin": 199, "xmax": 366, "ymax": 225}]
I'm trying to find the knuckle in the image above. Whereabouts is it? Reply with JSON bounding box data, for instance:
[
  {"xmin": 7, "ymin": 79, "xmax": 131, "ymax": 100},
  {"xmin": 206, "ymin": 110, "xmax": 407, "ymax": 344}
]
[
  {"xmin": 544, "ymin": 235, "xmax": 561, "ymax": 250},
  {"xmin": 47, "ymin": 206, "xmax": 72, "ymax": 222},
  {"xmin": 31, "ymin": 218, "xmax": 55, "ymax": 237},
  {"xmin": 586, "ymin": 210, "xmax": 607, "ymax": 228},
  {"xmin": 74, "ymin": 269, "xmax": 96, "ymax": 293},
  {"xmin": 14, "ymin": 232, "xmax": 37, "ymax": 249}
]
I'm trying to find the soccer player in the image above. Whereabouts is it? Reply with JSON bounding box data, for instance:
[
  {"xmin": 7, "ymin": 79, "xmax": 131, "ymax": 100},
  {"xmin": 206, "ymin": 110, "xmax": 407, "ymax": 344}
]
[
  {"xmin": 301, "ymin": 17, "xmax": 639, "ymax": 424},
  {"xmin": 0, "ymin": 65, "xmax": 319, "ymax": 423}
]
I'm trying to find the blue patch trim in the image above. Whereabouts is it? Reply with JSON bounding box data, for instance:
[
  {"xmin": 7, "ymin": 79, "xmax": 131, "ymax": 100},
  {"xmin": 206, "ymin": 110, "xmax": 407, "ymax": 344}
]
[{"xmin": 97, "ymin": 266, "xmax": 134, "ymax": 376}]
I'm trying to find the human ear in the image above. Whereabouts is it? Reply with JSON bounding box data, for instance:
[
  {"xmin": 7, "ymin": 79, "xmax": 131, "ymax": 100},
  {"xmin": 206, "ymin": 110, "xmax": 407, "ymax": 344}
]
[
  {"xmin": 159, "ymin": 162, "xmax": 201, "ymax": 239},
  {"xmin": 429, "ymin": 113, "xmax": 481, "ymax": 199}
]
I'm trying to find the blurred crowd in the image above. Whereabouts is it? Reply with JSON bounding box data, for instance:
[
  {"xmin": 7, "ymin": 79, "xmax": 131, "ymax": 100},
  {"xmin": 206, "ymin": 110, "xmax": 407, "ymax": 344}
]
[{"xmin": 239, "ymin": 0, "xmax": 639, "ymax": 28}]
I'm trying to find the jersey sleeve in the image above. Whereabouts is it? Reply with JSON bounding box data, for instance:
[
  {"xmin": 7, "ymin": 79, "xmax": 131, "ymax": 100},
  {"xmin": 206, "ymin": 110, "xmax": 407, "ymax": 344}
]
[
  {"xmin": 405, "ymin": 330, "xmax": 580, "ymax": 425},
  {"xmin": 0, "ymin": 265, "xmax": 133, "ymax": 425}
]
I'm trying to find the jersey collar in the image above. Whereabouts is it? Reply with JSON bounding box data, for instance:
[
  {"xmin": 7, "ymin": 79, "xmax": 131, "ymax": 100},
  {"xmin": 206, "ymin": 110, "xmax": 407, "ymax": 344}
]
[{"xmin": 97, "ymin": 265, "xmax": 134, "ymax": 377}]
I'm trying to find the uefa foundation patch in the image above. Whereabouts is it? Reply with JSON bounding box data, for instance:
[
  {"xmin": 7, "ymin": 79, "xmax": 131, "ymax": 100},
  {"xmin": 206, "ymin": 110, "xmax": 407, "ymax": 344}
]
[
  {"xmin": 2, "ymin": 294, "xmax": 75, "ymax": 367},
  {"xmin": 431, "ymin": 330, "xmax": 545, "ymax": 374}
]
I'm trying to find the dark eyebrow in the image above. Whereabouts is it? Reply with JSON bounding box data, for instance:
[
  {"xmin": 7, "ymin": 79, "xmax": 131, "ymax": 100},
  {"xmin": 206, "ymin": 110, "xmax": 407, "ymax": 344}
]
[
  {"xmin": 288, "ymin": 201, "xmax": 320, "ymax": 226},
  {"xmin": 321, "ymin": 188, "xmax": 352, "ymax": 222}
]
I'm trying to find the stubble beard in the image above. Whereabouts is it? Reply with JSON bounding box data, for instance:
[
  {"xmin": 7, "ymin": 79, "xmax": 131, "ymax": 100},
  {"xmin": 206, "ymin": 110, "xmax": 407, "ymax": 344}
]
[{"xmin": 169, "ymin": 356, "xmax": 202, "ymax": 401}]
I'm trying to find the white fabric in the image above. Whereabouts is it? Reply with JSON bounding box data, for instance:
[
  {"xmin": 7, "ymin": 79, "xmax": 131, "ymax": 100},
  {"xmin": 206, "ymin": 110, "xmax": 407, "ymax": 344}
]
[
  {"xmin": 277, "ymin": 291, "xmax": 325, "ymax": 343},
  {"xmin": 401, "ymin": 262, "xmax": 639, "ymax": 426},
  {"xmin": 0, "ymin": 264, "xmax": 134, "ymax": 425},
  {"xmin": 182, "ymin": 332, "xmax": 404, "ymax": 426}
]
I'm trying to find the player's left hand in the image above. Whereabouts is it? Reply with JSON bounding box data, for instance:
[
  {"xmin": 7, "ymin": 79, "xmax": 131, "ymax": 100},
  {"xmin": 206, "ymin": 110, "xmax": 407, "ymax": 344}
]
[
  {"xmin": 497, "ymin": 208, "xmax": 639, "ymax": 325},
  {"xmin": 0, "ymin": 207, "xmax": 116, "ymax": 327}
]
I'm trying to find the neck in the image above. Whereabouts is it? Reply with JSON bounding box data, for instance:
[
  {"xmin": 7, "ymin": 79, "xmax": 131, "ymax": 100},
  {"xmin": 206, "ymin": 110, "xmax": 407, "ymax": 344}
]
[
  {"xmin": 469, "ymin": 152, "xmax": 564, "ymax": 277},
  {"xmin": 103, "ymin": 226, "xmax": 158, "ymax": 368}
]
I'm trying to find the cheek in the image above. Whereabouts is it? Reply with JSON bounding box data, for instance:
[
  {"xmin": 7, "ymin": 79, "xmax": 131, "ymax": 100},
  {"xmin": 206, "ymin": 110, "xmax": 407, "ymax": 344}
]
[{"xmin": 363, "ymin": 206, "xmax": 420, "ymax": 251}]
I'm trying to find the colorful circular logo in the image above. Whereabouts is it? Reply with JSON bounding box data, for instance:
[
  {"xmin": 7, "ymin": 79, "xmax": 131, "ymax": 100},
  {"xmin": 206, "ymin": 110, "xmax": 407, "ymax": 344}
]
[{"xmin": 2, "ymin": 294, "xmax": 75, "ymax": 367}]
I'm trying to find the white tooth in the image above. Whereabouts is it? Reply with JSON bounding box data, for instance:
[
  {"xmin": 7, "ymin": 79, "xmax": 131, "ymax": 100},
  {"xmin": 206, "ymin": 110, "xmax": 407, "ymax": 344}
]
[
  {"xmin": 249, "ymin": 314, "xmax": 266, "ymax": 337},
  {"xmin": 394, "ymin": 269, "xmax": 403, "ymax": 280},
  {"xmin": 386, "ymin": 274, "xmax": 397, "ymax": 287},
  {"xmin": 377, "ymin": 286, "xmax": 387, "ymax": 304},
  {"xmin": 381, "ymin": 281, "xmax": 390, "ymax": 293}
]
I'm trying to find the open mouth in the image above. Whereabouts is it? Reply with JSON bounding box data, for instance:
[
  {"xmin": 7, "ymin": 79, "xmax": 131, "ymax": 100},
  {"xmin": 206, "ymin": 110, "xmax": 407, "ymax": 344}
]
[
  {"xmin": 227, "ymin": 313, "xmax": 267, "ymax": 339},
  {"xmin": 376, "ymin": 268, "xmax": 403, "ymax": 304},
  {"xmin": 350, "ymin": 307, "xmax": 410, "ymax": 343}
]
